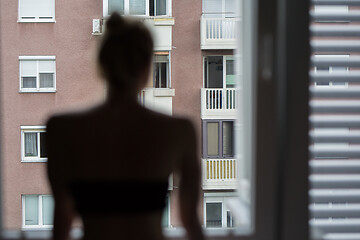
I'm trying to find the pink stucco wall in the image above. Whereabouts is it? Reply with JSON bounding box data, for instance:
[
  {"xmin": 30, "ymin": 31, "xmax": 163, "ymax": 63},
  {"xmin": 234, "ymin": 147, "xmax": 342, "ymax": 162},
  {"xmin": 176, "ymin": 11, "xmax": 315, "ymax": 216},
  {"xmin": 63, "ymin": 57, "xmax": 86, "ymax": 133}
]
[
  {"xmin": 0, "ymin": 0, "xmax": 233, "ymax": 230},
  {"xmin": 0, "ymin": 0, "xmax": 104, "ymax": 229}
]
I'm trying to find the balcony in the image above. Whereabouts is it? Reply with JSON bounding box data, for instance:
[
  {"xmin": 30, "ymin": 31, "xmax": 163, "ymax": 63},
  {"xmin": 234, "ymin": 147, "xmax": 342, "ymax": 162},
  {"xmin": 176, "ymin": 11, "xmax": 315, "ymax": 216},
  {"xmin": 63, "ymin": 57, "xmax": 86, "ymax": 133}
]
[
  {"xmin": 139, "ymin": 88, "xmax": 175, "ymax": 115},
  {"xmin": 93, "ymin": 17, "xmax": 174, "ymax": 51},
  {"xmin": 200, "ymin": 16, "xmax": 240, "ymax": 50},
  {"xmin": 202, "ymin": 158, "xmax": 238, "ymax": 190},
  {"xmin": 201, "ymin": 88, "xmax": 238, "ymax": 119}
]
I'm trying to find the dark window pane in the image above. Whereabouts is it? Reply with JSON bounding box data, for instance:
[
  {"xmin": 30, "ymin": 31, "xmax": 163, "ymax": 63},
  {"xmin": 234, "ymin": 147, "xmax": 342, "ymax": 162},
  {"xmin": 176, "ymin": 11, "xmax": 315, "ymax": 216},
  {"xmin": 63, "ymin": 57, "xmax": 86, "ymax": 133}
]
[
  {"xmin": 223, "ymin": 121, "xmax": 233, "ymax": 156},
  {"xmin": 206, "ymin": 203, "xmax": 222, "ymax": 228},
  {"xmin": 22, "ymin": 77, "xmax": 36, "ymax": 88},
  {"xmin": 154, "ymin": 57, "xmax": 168, "ymax": 88},
  {"xmin": 40, "ymin": 132, "xmax": 47, "ymax": 158},
  {"xmin": 160, "ymin": 62, "xmax": 167, "ymax": 88},
  {"xmin": 149, "ymin": 0, "xmax": 154, "ymax": 16},
  {"xmin": 205, "ymin": 56, "xmax": 223, "ymax": 88}
]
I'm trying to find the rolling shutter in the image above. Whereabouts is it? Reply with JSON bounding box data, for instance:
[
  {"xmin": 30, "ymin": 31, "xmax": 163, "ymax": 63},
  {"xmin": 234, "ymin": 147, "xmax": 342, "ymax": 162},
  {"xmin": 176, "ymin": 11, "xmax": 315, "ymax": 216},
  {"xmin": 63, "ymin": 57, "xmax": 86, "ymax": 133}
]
[{"xmin": 309, "ymin": 1, "xmax": 360, "ymax": 239}]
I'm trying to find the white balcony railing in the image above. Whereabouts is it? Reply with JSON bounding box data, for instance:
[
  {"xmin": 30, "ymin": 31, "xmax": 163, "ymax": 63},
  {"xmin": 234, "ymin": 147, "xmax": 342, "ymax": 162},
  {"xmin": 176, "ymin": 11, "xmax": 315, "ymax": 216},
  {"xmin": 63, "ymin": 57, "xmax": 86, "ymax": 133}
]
[
  {"xmin": 202, "ymin": 158, "xmax": 238, "ymax": 190},
  {"xmin": 201, "ymin": 88, "xmax": 238, "ymax": 118},
  {"xmin": 200, "ymin": 16, "xmax": 240, "ymax": 49}
]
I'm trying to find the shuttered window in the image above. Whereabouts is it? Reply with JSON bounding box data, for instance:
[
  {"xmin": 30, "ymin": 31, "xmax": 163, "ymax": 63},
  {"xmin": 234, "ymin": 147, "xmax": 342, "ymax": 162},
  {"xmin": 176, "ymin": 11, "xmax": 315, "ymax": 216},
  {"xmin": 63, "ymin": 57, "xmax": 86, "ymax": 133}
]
[
  {"xmin": 309, "ymin": 1, "xmax": 360, "ymax": 239},
  {"xmin": 18, "ymin": 0, "xmax": 55, "ymax": 22}
]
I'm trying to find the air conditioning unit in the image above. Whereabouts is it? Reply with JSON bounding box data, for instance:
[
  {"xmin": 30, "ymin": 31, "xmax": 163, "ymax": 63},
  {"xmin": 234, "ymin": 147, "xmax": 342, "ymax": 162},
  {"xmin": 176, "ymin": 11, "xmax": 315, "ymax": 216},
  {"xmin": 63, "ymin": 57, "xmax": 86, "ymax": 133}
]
[{"xmin": 92, "ymin": 19, "xmax": 102, "ymax": 35}]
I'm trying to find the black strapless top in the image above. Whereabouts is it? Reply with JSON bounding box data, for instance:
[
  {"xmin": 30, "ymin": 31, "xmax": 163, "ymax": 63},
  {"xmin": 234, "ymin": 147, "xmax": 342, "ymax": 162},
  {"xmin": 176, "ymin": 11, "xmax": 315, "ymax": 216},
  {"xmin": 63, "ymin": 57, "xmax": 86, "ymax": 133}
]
[{"xmin": 68, "ymin": 181, "xmax": 168, "ymax": 215}]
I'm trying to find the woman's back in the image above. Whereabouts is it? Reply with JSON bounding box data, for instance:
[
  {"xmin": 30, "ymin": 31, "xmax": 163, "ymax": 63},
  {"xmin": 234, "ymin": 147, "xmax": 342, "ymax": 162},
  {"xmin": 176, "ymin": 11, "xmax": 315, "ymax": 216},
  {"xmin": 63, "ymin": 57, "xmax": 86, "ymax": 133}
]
[{"xmin": 46, "ymin": 13, "xmax": 204, "ymax": 240}]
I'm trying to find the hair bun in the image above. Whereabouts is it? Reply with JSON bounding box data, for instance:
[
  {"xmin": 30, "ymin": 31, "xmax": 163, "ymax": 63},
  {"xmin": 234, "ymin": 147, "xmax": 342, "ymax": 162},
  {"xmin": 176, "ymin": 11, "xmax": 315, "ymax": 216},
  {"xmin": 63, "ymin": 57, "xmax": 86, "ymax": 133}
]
[{"xmin": 106, "ymin": 12, "xmax": 126, "ymax": 33}]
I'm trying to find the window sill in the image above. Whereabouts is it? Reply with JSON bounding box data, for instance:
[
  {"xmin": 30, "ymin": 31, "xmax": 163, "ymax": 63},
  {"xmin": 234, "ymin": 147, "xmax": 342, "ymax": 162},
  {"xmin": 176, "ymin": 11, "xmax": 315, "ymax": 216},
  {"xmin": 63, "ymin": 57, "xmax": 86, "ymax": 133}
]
[
  {"xmin": 21, "ymin": 159, "xmax": 47, "ymax": 163},
  {"xmin": 18, "ymin": 19, "xmax": 56, "ymax": 23},
  {"xmin": 19, "ymin": 90, "xmax": 56, "ymax": 93}
]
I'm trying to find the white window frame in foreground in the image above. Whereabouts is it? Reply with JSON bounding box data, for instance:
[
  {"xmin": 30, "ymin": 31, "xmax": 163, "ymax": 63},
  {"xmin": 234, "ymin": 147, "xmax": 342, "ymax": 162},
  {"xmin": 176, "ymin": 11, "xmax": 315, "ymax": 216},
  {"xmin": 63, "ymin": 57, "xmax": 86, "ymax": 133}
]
[
  {"xmin": 204, "ymin": 193, "xmax": 238, "ymax": 229},
  {"xmin": 22, "ymin": 195, "xmax": 54, "ymax": 229},
  {"xmin": 18, "ymin": 0, "xmax": 55, "ymax": 23},
  {"xmin": 103, "ymin": 0, "xmax": 172, "ymax": 17},
  {"xmin": 19, "ymin": 56, "xmax": 56, "ymax": 93},
  {"xmin": 21, "ymin": 126, "xmax": 47, "ymax": 162}
]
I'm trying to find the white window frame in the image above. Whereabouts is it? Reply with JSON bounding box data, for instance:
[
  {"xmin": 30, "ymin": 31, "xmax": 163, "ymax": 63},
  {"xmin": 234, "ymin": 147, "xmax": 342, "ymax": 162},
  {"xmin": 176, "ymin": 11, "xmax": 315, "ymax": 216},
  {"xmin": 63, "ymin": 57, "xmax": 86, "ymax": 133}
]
[
  {"xmin": 314, "ymin": 54, "xmax": 349, "ymax": 88},
  {"xmin": 204, "ymin": 193, "xmax": 238, "ymax": 229},
  {"xmin": 22, "ymin": 195, "xmax": 53, "ymax": 229},
  {"xmin": 18, "ymin": 0, "xmax": 55, "ymax": 23},
  {"xmin": 21, "ymin": 126, "xmax": 47, "ymax": 162},
  {"xmin": 103, "ymin": 0, "xmax": 172, "ymax": 17},
  {"xmin": 153, "ymin": 52, "xmax": 171, "ymax": 88},
  {"xmin": 19, "ymin": 56, "xmax": 56, "ymax": 93},
  {"xmin": 203, "ymin": 55, "xmax": 235, "ymax": 89}
]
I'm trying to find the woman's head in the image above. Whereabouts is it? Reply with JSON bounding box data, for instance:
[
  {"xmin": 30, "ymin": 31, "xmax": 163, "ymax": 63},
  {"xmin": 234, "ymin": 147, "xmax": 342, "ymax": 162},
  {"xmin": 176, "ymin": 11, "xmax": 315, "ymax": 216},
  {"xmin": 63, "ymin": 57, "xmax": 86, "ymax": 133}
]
[{"xmin": 98, "ymin": 13, "xmax": 154, "ymax": 92}]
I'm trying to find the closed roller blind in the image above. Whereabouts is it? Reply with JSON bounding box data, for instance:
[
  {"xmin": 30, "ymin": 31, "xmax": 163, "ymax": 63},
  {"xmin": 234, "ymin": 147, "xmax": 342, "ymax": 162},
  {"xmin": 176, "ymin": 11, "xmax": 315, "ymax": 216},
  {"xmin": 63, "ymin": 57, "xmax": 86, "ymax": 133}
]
[
  {"xmin": 19, "ymin": 0, "xmax": 54, "ymax": 18},
  {"xmin": 309, "ymin": 1, "xmax": 360, "ymax": 239}
]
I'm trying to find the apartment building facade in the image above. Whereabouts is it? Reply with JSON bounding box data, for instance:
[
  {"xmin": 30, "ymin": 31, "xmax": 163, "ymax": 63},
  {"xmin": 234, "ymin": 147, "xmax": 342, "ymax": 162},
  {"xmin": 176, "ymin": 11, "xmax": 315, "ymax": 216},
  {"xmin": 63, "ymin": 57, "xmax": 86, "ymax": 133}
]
[{"xmin": 0, "ymin": 0, "xmax": 242, "ymax": 231}]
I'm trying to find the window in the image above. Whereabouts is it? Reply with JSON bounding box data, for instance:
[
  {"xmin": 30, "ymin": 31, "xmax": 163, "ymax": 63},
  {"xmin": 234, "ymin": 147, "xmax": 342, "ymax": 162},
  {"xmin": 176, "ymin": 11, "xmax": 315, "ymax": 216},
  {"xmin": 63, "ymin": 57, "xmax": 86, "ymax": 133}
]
[
  {"xmin": 204, "ymin": 56, "xmax": 235, "ymax": 88},
  {"xmin": 22, "ymin": 195, "xmax": 54, "ymax": 229},
  {"xmin": 202, "ymin": 0, "xmax": 237, "ymax": 18},
  {"xmin": 204, "ymin": 194, "xmax": 237, "ymax": 228},
  {"xmin": 21, "ymin": 126, "xmax": 47, "ymax": 162},
  {"xmin": 105, "ymin": 0, "xmax": 170, "ymax": 17},
  {"xmin": 313, "ymin": 55, "xmax": 349, "ymax": 88},
  {"xmin": 19, "ymin": 56, "xmax": 56, "ymax": 92},
  {"xmin": 153, "ymin": 53, "xmax": 170, "ymax": 88},
  {"xmin": 18, "ymin": 0, "xmax": 55, "ymax": 22},
  {"xmin": 203, "ymin": 120, "xmax": 234, "ymax": 158}
]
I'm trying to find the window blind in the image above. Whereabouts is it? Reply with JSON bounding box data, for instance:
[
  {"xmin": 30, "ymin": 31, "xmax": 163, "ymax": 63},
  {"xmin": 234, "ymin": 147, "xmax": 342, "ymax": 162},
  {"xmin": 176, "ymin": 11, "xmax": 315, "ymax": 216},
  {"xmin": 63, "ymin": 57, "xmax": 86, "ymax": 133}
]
[
  {"xmin": 19, "ymin": 0, "xmax": 54, "ymax": 19},
  {"xmin": 309, "ymin": 1, "xmax": 360, "ymax": 239}
]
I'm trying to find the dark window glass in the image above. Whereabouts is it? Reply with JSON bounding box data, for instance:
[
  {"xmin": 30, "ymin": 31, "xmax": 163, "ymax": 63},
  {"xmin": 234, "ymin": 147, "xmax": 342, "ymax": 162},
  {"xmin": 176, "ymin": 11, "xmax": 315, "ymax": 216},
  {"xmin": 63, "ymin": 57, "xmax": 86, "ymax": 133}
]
[
  {"xmin": 40, "ymin": 132, "xmax": 47, "ymax": 158},
  {"xmin": 205, "ymin": 56, "xmax": 223, "ymax": 88},
  {"xmin": 22, "ymin": 77, "xmax": 36, "ymax": 88},
  {"xmin": 206, "ymin": 203, "xmax": 222, "ymax": 228}
]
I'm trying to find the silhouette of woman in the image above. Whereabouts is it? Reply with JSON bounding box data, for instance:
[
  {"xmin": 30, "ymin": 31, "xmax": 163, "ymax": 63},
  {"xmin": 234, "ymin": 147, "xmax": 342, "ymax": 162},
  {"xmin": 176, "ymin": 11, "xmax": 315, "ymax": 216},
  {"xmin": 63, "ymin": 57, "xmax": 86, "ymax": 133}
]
[{"xmin": 46, "ymin": 13, "xmax": 204, "ymax": 240}]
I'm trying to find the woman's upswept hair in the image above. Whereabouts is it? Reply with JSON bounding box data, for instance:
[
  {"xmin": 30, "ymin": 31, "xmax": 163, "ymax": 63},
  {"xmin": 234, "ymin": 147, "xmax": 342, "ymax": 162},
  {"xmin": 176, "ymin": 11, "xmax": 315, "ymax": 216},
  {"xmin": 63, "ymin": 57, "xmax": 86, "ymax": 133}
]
[{"xmin": 98, "ymin": 13, "xmax": 154, "ymax": 90}]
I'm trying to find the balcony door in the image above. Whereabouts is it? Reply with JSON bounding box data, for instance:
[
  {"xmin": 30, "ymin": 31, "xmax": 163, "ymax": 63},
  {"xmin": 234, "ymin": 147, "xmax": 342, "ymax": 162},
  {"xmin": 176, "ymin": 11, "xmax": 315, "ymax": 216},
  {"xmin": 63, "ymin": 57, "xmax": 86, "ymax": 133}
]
[
  {"xmin": 202, "ymin": 0, "xmax": 236, "ymax": 18},
  {"xmin": 204, "ymin": 56, "xmax": 235, "ymax": 88}
]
